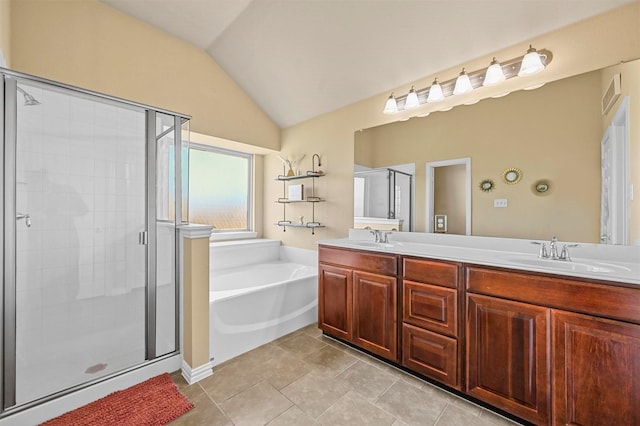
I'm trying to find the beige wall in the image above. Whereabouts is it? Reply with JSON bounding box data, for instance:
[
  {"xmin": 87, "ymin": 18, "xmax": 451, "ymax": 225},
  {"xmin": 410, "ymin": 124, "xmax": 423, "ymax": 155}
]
[
  {"xmin": 434, "ymin": 165, "xmax": 466, "ymax": 235},
  {"xmin": 0, "ymin": 0, "xmax": 9, "ymax": 66},
  {"xmin": 600, "ymin": 60, "xmax": 640, "ymax": 244},
  {"xmin": 9, "ymin": 0, "xmax": 280, "ymax": 151},
  {"xmin": 264, "ymin": 2, "xmax": 640, "ymax": 249}
]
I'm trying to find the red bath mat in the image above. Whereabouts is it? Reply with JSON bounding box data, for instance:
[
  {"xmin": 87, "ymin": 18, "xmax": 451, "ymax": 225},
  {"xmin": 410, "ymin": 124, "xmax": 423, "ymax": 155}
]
[{"xmin": 40, "ymin": 373, "xmax": 193, "ymax": 426}]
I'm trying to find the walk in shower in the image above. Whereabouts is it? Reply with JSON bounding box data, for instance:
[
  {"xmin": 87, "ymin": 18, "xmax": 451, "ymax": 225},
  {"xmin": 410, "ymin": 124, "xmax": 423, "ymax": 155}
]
[{"xmin": 1, "ymin": 69, "xmax": 189, "ymax": 415}]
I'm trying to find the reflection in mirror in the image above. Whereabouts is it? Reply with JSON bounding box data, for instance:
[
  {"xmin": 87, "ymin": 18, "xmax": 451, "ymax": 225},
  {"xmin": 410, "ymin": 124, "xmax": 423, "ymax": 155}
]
[
  {"xmin": 354, "ymin": 164, "xmax": 414, "ymax": 231},
  {"xmin": 354, "ymin": 59, "xmax": 640, "ymax": 245}
]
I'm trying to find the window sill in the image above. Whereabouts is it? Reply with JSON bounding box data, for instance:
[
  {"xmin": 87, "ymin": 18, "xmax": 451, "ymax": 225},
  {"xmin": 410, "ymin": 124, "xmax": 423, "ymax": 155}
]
[{"xmin": 209, "ymin": 231, "xmax": 258, "ymax": 242}]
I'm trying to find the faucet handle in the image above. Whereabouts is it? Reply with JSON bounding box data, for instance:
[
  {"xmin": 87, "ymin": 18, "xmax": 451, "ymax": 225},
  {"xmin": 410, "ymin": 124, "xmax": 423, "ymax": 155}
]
[
  {"xmin": 382, "ymin": 231, "xmax": 392, "ymax": 244},
  {"xmin": 559, "ymin": 244, "xmax": 579, "ymax": 261},
  {"xmin": 531, "ymin": 241, "xmax": 548, "ymax": 258}
]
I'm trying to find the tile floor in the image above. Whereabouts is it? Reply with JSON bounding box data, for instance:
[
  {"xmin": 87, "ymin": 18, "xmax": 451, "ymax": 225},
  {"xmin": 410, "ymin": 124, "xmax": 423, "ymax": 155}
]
[{"xmin": 170, "ymin": 324, "xmax": 522, "ymax": 426}]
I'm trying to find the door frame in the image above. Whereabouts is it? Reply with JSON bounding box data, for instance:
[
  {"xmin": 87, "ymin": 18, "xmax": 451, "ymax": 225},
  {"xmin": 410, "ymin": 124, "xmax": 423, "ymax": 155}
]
[
  {"xmin": 600, "ymin": 97, "xmax": 630, "ymax": 244},
  {"xmin": 425, "ymin": 157, "xmax": 471, "ymax": 235}
]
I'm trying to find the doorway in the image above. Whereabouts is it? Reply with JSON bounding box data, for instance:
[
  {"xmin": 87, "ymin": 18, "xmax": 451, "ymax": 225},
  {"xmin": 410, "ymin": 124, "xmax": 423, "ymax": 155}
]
[{"xmin": 426, "ymin": 158, "xmax": 471, "ymax": 235}]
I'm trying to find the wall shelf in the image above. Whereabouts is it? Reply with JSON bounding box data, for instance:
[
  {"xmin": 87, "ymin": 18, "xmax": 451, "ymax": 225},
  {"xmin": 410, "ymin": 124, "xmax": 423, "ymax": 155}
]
[{"xmin": 276, "ymin": 168, "xmax": 325, "ymax": 234}]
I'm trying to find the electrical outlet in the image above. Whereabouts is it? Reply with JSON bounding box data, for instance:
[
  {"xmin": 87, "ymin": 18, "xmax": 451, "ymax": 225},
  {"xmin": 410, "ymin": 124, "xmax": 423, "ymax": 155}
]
[{"xmin": 494, "ymin": 198, "xmax": 508, "ymax": 208}]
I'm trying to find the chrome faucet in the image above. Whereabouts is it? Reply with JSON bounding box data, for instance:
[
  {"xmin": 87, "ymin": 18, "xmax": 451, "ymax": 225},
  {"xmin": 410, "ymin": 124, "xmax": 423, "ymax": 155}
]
[
  {"xmin": 548, "ymin": 236, "xmax": 559, "ymax": 260},
  {"xmin": 532, "ymin": 236, "xmax": 578, "ymax": 261},
  {"xmin": 370, "ymin": 230, "xmax": 391, "ymax": 244}
]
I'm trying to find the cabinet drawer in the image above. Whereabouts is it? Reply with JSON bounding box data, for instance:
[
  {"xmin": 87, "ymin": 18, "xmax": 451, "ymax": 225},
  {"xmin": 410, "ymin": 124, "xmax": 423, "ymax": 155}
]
[
  {"xmin": 403, "ymin": 258, "xmax": 459, "ymax": 288},
  {"xmin": 403, "ymin": 280, "xmax": 458, "ymax": 337},
  {"xmin": 319, "ymin": 246, "xmax": 397, "ymax": 276},
  {"xmin": 465, "ymin": 265, "xmax": 640, "ymax": 325},
  {"xmin": 402, "ymin": 323, "xmax": 458, "ymax": 389}
]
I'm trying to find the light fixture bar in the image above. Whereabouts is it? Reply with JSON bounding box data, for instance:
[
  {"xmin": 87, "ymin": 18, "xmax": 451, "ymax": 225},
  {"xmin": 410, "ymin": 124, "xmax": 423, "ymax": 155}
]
[{"xmin": 391, "ymin": 48, "xmax": 552, "ymax": 112}]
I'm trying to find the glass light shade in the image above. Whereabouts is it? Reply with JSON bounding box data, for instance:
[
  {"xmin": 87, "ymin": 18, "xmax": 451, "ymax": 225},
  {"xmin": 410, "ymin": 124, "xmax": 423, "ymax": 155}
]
[
  {"xmin": 405, "ymin": 86, "xmax": 420, "ymax": 109},
  {"xmin": 483, "ymin": 58, "xmax": 505, "ymax": 86},
  {"xmin": 453, "ymin": 69, "xmax": 472, "ymax": 95},
  {"xmin": 427, "ymin": 79, "xmax": 444, "ymax": 103},
  {"xmin": 518, "ymin": 45, "xmax": 545, "ymax": 76},
  {"xmin": 383, "ymin": 93, "xmax": 398, "ymax": 114}
]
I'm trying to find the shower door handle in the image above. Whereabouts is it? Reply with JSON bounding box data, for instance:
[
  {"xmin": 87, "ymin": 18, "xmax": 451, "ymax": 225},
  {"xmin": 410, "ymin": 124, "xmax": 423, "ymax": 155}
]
[{"xmin": 16, "ymin": 212, "xmax": 31, "ymax": 228}]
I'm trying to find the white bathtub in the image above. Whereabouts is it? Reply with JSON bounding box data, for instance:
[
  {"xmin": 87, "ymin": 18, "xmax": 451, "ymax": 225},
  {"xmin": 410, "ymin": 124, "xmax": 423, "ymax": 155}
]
[{"xmin": 209, "ymin": 240, "xmax": 318, "ymax": 366}]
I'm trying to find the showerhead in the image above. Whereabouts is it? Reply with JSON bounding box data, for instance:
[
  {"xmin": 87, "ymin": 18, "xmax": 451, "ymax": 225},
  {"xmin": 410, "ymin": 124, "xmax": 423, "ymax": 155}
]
[{"xmin": 17, "ymin": 86, "xmax": 40, "ymax": 106}]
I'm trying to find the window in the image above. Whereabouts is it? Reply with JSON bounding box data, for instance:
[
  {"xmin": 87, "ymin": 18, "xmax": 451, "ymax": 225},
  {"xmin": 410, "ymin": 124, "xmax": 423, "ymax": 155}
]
[{"xmin": 188, "ymin": 143, "xmax": 252, "ymax": 231}]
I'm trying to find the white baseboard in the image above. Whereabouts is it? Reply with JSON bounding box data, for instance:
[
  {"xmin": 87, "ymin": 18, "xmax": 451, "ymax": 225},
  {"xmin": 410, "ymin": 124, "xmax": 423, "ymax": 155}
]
[{"xmin": 181, "ymin": 360, "xmax": 213, "ymax": 384}]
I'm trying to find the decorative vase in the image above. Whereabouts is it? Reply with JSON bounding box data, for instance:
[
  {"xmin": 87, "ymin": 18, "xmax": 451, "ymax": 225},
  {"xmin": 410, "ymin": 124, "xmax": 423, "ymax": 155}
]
[{"xmin": 287, "ymin": 166, "xmax": 295, "ymax": 177}]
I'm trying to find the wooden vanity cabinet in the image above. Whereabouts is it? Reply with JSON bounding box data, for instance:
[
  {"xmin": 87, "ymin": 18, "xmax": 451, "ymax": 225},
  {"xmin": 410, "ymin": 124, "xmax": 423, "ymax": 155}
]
[
  {"xmin": 401, "ymin": 258, "xmax": 462, "ymax": 389},
  {"xmin": 552, "ymin": 311, "xmax": 640, "ymax": 426},
  {"xmin": 318, "ymin": 245, "xmax": 398, "ymax": 361},
  {"xmin": 466, "ymin": 265, "xmax": 640, "ymax": 426}
]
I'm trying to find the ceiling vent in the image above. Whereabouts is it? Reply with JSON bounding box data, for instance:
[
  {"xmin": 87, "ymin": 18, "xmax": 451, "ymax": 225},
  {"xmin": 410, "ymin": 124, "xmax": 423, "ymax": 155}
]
[{"xmin": 602, "ymin": 73, "xmax": 621, "ymax": 115}]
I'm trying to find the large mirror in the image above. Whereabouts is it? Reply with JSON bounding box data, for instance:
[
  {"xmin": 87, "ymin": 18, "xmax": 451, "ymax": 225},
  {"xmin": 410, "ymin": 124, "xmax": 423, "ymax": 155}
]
[{"xmin": 354, "ymin": 59, "xmax": 639, "ymax": 245}]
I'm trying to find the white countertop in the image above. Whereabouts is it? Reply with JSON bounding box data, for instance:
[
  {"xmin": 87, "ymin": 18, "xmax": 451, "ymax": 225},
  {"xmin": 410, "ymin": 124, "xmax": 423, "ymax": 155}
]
[{"xmin": 319, "ymin": 230, "xmax": 640, "ymax": 286}]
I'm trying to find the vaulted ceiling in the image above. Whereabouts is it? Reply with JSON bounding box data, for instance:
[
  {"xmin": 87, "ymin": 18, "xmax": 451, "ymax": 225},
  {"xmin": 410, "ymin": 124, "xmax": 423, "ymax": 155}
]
[{"xmin": 100, "ymin": 0, "xmax": 633, "ymax": 128}]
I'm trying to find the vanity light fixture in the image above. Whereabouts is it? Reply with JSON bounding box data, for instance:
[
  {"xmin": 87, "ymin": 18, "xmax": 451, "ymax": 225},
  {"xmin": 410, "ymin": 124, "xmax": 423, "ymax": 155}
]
[
  {"xmin": 405, "ymin": 86, "xmax": 420, "ymax": 109},
  {"xmin": 383, "ymin": 93, "xmax": 398, "ymax": 114},
  {"xmin": 482, "ymin": 57, "xmax": 506, "ymax": 86},
  {"xmin": 453, "ymin": 68, "xmax": 473, "ymax": 95},
  {"xmin": 518, "ymin": 45, "xmax": 545, "ymax": 76},
  {"xmin": 427, "ymin": 78, "xmax": 444, "ymax": 103},
  {"xmin": 382, "ymin": 45, "xmax": 552, "ymax": 113}
]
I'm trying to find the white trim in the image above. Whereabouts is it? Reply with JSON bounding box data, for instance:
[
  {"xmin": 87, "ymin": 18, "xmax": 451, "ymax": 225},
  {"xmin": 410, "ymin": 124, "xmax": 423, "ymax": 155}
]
[
  {"xmin": 178, "ymin": 223, "xmax": 214, "ymax": 239},
  {"xmin": 425, "ymin": 158, "xmax": 471, "ymax": 235},
  {"xmin": 181, "ymin": 360, "xmax": 213, "ymax": 385},
  {"xmin": 210, "ymin": 231, "xmax": 258, "ymax": 242}
]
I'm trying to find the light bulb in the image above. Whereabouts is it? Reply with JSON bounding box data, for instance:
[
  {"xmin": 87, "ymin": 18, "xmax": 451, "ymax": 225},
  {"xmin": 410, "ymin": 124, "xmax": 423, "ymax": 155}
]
[
  {"xmin": 405, "ymin": 86, "xmax": 420, "ymax": 109},
  {"xmin": 427, "ymin": 79, "xmax": 444, "ymax": 103},
  {"xmin": 453, "ymin": 68, "xmax": 473, "ymax": 95},
  {"xmin": 483, "ymin": 57, "xmax": 506, "ymax": 86},
  {"xmin": 518, "ymin": 45, "xmax": 545, "ymax": 76},
  {"xmin": 383, "ymin": 93, "xmax": 398, "ymax": 114}
]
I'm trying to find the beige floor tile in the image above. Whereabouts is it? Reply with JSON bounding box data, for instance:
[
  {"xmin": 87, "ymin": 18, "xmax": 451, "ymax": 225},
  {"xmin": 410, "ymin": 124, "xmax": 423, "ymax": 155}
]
[
  {"xmin": 375, "ymin": 380, "xmax": 449, "ymax": 425},
  {"xmin": 277, "ymin": 333, "xmax": 327, "ymax": 357},
  {"xmin": 219, "ymin": 381, "xmax": 293, "ymax": 426},
  {"xmin": 261, "ymin": 352, "xmax": 312, "ymax": 390},
  {"xmin": 281, "ymin": 370, "xmax": 351, "ymax": 418},
  {"xmin": 267, "ymin": 405, "xmax": 317, "ymax": 425},
  {"xmin": 170, "ymin": 384, "xmax": 231, "ymax": 426},
  {"xmin": 435, "ymin": 404, "xmax": 497, "ymax": 426},
  {"xmin": 199, "ymin": 362, "xmax": 263, "ymax": 403},
  {"xmin": 336, "ymin": 360, "xmax": 398, "ymax": 401},
  {"xmin": 301, "ymin": 323, "xmax": 323, "ymax": 338},
  {"xmin": 316, "ymin": 391, "xmax": 396, "ymax": 426},
  {"xmin": 303, "ymin": 344, "xmax": 358, "ymax": 376}
]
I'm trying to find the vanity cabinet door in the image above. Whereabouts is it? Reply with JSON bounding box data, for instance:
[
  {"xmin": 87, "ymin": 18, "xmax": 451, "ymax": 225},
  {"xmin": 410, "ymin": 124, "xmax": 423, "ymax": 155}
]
[
  {"xmin": 467, "ymin": 294, "xmax": 551, "ymax": 425},
  {"xmin": 318, "ymin": 264, "xmax": 352, "ymax": 341},
  {"xmin": 352, "ymin": 270, "xmax": 398, "ymax": 361},
  {"xmin": 553, "ymin": 310, "xmax": 640, "ymax": 426}
]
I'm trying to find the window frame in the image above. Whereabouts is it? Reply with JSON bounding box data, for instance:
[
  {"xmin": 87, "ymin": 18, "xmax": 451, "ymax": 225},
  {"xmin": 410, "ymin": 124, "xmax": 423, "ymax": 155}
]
[{"xmin": 188, "ymin": 142, "xmax": 253, "ymax": 233}]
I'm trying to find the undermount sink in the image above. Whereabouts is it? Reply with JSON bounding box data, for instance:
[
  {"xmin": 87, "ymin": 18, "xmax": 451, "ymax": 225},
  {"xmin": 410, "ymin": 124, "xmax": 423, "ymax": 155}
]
[{"xmin": 504, "ymin": 255, "xmax": 632, "ymax": 274}]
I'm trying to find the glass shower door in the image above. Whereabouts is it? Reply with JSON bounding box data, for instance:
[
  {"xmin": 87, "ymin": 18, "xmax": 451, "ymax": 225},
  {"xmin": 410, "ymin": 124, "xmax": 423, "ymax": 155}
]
[{"xmin": 9, "ymin": 79, "xmax": 148, "ymax": 405}]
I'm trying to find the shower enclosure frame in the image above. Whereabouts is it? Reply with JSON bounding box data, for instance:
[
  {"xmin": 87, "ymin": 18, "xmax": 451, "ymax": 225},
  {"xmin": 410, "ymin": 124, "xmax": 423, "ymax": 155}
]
[{"xmin": 0, "ymin": 68, "xmax": 190, "ymax": 415}]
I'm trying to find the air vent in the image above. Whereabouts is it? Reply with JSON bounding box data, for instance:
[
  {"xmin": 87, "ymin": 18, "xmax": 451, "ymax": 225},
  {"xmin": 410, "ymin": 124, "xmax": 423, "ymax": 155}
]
[{"xmin": 602, "ymin": 73, "xmax": 621, "ymax": 115}]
